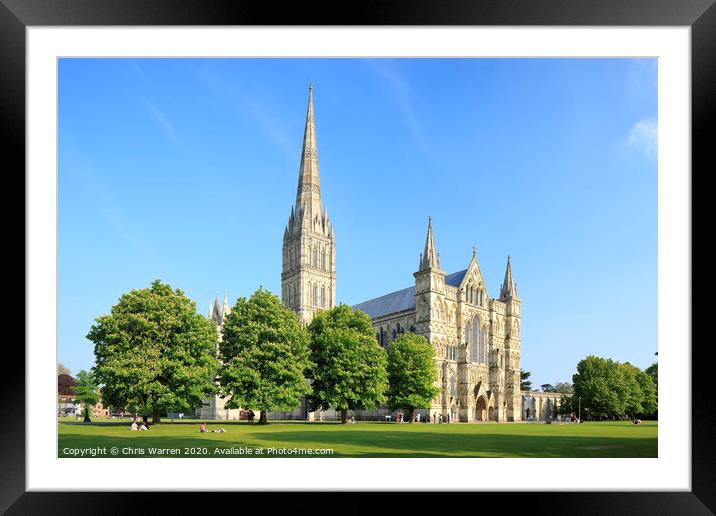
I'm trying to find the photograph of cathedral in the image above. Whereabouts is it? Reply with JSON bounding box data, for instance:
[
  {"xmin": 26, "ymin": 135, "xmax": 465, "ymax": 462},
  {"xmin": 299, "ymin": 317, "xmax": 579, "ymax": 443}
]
[
  {"xmin": 58, "ymin": 58, "xmax": 656, "ymax": 451},
  {"xmin": 199, "ymin": 84, "xmax": 529, "ymax": 423}
]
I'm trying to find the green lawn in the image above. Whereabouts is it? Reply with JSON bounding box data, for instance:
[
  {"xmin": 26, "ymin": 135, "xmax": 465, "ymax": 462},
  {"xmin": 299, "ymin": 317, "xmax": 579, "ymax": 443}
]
[{"xmin": 58, "ymin": 420, "xmax": 657, "ymax": 458}]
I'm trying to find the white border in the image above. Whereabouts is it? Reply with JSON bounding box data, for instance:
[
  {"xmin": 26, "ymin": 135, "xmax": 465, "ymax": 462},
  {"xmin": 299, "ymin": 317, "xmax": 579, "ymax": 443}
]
[{"xmin": 27, "ymin": 27, "xmax": 690, "ymax": 491}]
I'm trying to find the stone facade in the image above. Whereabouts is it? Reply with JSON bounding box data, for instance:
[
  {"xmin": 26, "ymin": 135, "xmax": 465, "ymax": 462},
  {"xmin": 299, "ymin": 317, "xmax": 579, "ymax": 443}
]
[
  {"xmin": 521, "ymin": 391, "xmax": 566, "ymax": 421},
  {"xmin": 281, "ymin": 84, "xmax": 336, "ymax": 325},
  {"xmin": 353, "ymin": 220, "xmax": 523, "ymax": 422},
  {"xmin": 196, "ymin": 294, "xmax": 244, "ymax": 420},
  {"xmin": 202, "ymin": 85, "xmax": 533, "ymax": 422}
]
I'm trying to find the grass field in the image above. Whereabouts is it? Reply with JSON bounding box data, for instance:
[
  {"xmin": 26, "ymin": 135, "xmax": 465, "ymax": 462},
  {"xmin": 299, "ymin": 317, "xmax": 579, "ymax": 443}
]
[{"xmin": 58, "ymin": 420, "xmax": 657, "ymax": 458}]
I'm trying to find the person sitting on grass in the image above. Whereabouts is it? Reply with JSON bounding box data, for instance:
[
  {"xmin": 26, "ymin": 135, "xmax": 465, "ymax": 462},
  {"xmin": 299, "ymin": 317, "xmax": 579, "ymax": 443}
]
[
  {"xmin": 130, "ymin": 421, "xmax": 138, "ymax": 431},
  {"xmin": 139, "ymin": 422, "xmax": 148, "ymax": 431},
  {"xmin": 212, "ymin": 428, "xmax": 226, "ymax": 433},
  {"xmin": 200, "ymin": 422, "xmax": 207, "ymax": 433}
]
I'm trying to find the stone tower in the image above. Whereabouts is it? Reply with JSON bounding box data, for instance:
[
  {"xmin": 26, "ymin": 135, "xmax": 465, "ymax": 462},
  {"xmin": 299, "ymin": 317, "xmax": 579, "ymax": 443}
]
[
  {"xmin": 413, "ymin": 217, "xmax": 447, "ymax": 342},
  {"xmin": 282, "ymin": 84, "xmax": 336, "ymax": 324},
  {"xmin": 198, "ymin": 292, "xmax": 242, "ymax": 420},
  {"xmin": 499, "ymin": 256, "xmax": 522, "ymax": 421}
]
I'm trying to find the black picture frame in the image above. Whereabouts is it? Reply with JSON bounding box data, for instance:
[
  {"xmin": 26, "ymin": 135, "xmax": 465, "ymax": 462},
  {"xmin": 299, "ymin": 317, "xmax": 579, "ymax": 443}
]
[{"xmin": 4, "ymin": 0, "xmax": 712, "ymax": 513}]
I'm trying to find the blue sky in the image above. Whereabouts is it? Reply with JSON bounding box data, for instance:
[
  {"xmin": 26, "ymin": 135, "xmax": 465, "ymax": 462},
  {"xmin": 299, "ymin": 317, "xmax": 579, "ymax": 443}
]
[{"xmin": 58, "ymin": 58, "xmax": 657, "ymax": 388}]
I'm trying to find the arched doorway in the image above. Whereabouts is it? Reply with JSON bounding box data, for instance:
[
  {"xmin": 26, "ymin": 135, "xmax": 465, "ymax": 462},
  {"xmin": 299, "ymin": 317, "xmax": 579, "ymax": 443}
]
[
  {"xmin": 488, "ymin": 406, "xmax": 494, "ymax": 421},
  {"xmin": 475, "ymin": 396, "xmax": 487, "ymax": 421}
]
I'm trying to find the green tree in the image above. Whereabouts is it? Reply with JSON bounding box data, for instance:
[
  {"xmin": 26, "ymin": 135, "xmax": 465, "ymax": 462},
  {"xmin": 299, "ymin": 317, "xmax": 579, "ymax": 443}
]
[
  {"xmin": 73, "ymin": 370, "xmax": 99, "ymax": 423},
  {"xmin": 645, "ymin": 362, "xmax": 658, "ymax": 390},
  {"xmin": 386, "ymin": 333, "xmax": 440, "ymax": 422},
  {"xmin": 57, "ymin": 363, "xmax": 71, "ymax": 376},
  {"xmin": 520, "ymin": 370, "xmax": 532, "ymax": 391},
  {"xmin": 540, "ymin": 383, "xmax": 555, "ymax": 392},
  {"xmin": 219, "ymin": 288, "xmax": 311, "ymax": 425},
  {"xmin": 553, "ymin": 382, "xmax": 573, "ymax": 394},
  {"xmin": 636, "ymin": 370, "xmax": 657, "ymax": 417},
  {"xmin": 618, "ymin": 363, "xmax": 644, "ymax": 417},
  {"xmin": 572, "ymin": 356, "xmax": 625, "ymax": 419},
  {"xmin": 307, "ymin": 305, "xmax": 388, "ymax": 423},
  {"xmin": 557, "ymin": 393, "xmax": 574, "ymax": 416},
  {"xmin": 644, "ymin": 360, "xmax": 658, "ymax": 418},
  {"xmin": 88, "ymin": 280, "xmax": 220, "ymax": 424}
]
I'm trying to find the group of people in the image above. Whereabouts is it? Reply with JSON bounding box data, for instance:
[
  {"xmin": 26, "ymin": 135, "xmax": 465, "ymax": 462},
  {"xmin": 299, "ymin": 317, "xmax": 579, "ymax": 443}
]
[
  {"xmin": 199, "ymin": 422, "xmax": 226, "ymax": 433},
  {"xmin": 129, "ymin": 418, "xmax": 148, "ymax": 431},
  {"xmin": 432, "ymin": 413, "xmax": 451, "ymax": 424}
]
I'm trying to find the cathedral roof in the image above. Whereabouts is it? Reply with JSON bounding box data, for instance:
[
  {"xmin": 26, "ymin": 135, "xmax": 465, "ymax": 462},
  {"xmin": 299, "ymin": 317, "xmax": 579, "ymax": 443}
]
[
  {"xmin": 352, "ymin": 286, "xmax": 416, "ymax": 319},
  {"xmin": 353, "ymin": 267, "xmax": 467, "ymax": 319},
  {"xmin": 445, "ymin": 269, "xmax": 468, "ymax": 287}
]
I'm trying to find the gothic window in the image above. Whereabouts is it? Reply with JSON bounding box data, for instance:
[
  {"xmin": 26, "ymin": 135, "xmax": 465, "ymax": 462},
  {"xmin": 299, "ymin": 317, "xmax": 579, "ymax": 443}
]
[
  {"xmin": 469, "ymin": 321, "xmax": 477, "ymax": 362},
  {"xmin": 312, "ymin": 284, "xmax": 318, "ymax": 306},
  {"xmin": 321, "ymin": 286, "xmax": 326, "ymax": 307},
  {"xmin": 312, "ymin": 246, "xmax": 318, "ymax": 267},
  {"xmin": 321, "ymin": 249, "xmax": 326, "ymax": 270},
  {"xmin": 472, "ymin": 317, "xmax": 479, "ymax": 363}
]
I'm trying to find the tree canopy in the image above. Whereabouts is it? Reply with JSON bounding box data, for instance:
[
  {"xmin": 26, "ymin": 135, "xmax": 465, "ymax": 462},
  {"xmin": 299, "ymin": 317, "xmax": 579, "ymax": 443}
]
[
  {"xmin": 520, "ymin": 370, "xmax": 532, "ymax": 391},
  {"xmin": 58, "ymin": 374, "xmax": 75, "ymax": 396},
  {"xmin": 88, "ymin": 279, "xmax": 220, "ymax": 423},
  {"xmin": 386, "ymin": 333, "xmax": 439, "ymax": 421},
  {"xmin": 307, "ymin": 305, "xmax": 388, "ymax": 423},
  {"xmin": 57, "ymin": 363, "xmax": 71, "ymax": 376},
  {"xmin": 572, "ymin": 355, "xmax": 657, "ymax": 419},
  {"xmin": 73, "ymin": 370, "xmax": 100, "ymax": 422},
  {"xmin": 219, "ymin": 288, "xmax": 311, "ymax": 424}
]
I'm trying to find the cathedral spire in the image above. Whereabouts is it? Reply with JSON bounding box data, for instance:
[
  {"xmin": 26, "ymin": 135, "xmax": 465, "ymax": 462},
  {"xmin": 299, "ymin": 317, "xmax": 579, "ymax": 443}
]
[
  {"xmin": 419, "ymin": 216, "xmax": 441, "ymax": 271},
  {"xmin": 223, "ymin": 291, "xmax": 230, "ymax": 315},
  {"xmin": 295, "ymin": 83, "xmax": 322, "ymax": 220},
  {"xmin": 500, "ymin": 255, "xmax": 518, "ymax": 300},
  {"xmin": 211, "ymin": 293, "xmax": 223, "ymax": 324}
]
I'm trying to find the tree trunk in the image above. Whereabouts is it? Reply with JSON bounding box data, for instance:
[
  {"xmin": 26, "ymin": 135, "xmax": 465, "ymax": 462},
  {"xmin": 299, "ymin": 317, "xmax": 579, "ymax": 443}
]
[
  {"xmin": 259, "ymin": 410, "xmax": 268, "ymax": 425},
  {"xmin": 152, "ymin": 409, "xmax": 161, "ymax": 425},
  {"xmin": 409, "ymin": 408, "xmax": 415, "ymax": 423},
  {"xmin": 341, "ymin": 409, "xmax": 347, "ymax": 424},
  {"xmin": 82, "ymin": 405, "xmax": 91, "ymax": 423}
]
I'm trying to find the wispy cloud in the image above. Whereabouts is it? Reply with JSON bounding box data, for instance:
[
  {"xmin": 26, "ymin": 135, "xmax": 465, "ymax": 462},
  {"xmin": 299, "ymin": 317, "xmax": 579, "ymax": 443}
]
[
  {"xmin": 197, "ymin": 65, "xmax": 295, "ymax": 161},
  {"xmin": 627, "ymin": 117, "xmax": 658, "ymax": 158},
  {"xmin": 364, "ymin": 59, "xmax": 429, "ymax": 154},
  {"xmin": 144, "ymin": 100, "xmax": 178, "ymax": 148},
  {"xmin": 126, "ymin": 59, "xmax": 155, "ymax": 88}
]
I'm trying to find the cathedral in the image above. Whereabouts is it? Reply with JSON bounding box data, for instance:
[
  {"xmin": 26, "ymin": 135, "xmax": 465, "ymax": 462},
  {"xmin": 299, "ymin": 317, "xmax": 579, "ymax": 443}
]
[
  {"xmin": 203, "ymin": 85, "xmax": 530, "ymax": 422},
  {"xmin": 279, "ymin": 85, "xmax": 523, "ymax": 422}
]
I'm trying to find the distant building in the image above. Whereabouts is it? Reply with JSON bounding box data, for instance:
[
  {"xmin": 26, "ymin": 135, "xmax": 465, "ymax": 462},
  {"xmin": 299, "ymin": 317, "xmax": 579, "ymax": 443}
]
[
  {"xmin": 521, "ymin": 391, "xmax": 569, "ymax": 421},
  {"xmin": 196, "ymin": 294, "xmax": 244, "ymax": 420},
  {"xmin": 57, "ymin": 374, "xmax": 81, "ymax": 416}
]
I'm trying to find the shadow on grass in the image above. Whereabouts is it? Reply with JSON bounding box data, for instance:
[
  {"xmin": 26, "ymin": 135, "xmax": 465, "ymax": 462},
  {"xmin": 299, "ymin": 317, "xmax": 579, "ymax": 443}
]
[{"xmin": 57, "ymin": 426, "xmax": 657, "ymax": 458}]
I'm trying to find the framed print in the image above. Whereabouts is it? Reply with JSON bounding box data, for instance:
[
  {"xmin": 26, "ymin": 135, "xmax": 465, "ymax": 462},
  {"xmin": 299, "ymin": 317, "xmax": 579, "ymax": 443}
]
[{"xmin": 4, "ymin": 0, "xmax": 713, "ymax": 512}]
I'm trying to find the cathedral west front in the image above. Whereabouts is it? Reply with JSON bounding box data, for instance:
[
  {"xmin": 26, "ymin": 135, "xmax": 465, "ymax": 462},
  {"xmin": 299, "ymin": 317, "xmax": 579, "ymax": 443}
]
[
  {"xmin": 279, "ymin": 85, "xmax": 523, "ymax": 422},
  {"xmin": 202, "ymin": 85, "xmax": 530, "ymax": 422}
]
